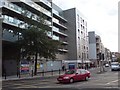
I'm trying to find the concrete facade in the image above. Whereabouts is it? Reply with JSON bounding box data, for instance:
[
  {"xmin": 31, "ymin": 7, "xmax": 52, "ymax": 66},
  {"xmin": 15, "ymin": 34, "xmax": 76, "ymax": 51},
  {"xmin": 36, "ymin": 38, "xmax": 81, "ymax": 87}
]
[
  {"xmin": 63, "ymin": 8, "xmax": 89, "ymax": 62},
  {"xmin": 1, "ymin": 0, "xmax": 90, "ymax": 75},
  {"xmin": 88, "ymin": 31, "xmax": 107, "ymax": 66}
]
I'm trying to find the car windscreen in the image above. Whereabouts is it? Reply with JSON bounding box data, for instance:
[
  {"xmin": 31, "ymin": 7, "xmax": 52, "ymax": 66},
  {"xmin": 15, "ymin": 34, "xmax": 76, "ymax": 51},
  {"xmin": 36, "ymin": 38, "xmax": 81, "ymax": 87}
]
[
  {"xmin": 65, "ymin": 70, "xmax": 75, "ymax": 74},
  {"xmin": 111, "ymin": 64, "xmax": 119, "ymax": 66}
]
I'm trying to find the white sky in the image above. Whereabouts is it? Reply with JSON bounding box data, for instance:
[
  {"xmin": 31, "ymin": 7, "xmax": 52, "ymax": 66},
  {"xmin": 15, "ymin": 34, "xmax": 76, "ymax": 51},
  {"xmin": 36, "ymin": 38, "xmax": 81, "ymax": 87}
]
[{"xmin": 53, "ymin": 0, "xmax": 119, "ymax": 52}]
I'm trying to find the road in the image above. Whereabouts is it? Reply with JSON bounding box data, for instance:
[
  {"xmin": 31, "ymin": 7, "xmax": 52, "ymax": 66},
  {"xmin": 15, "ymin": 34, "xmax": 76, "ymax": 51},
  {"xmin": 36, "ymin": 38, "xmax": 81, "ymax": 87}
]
[{"xmin": 2, "ymin": 67, "xmax": 120, "ymax": 90}]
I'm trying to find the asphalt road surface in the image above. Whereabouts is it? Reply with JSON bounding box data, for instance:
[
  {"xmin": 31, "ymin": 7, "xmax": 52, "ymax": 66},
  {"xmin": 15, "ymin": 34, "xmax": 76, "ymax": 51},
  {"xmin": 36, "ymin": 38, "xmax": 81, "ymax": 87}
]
[{"xmin": 2, "ymin": 67, "xmax": 120, "ymax": 90}]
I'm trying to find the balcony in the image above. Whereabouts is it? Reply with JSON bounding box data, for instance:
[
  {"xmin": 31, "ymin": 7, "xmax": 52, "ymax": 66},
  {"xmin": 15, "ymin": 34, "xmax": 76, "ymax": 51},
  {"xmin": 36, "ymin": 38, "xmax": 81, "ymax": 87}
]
[
  {"xmin": 53, "ymin": 21, "xmax": 67, "ymax": 30},
  {"xmin": 21, "ymin": 0, "xmax": 52, "ymax": 17},
  {"xmin": 58, "ymin": 48, "xmax": 68, "ymax": 52},
  {"xmin": 12, "ymin": 0, "xmax": 52, "ymax": 18},
  {"xmin": 62, "ymin": 41, "xmax": 68, "ymax": 45},
  {"xmin": 59, "ymin": 39, "xmax": 68, "ymax": 45},
  {"xmin": 2, "ymin": 30, "xmax": 18, "ymax": 42},
  {"xmin": 2, "ymin": 1, "xmax": 52, "ymax": 27},
  {"xmin": 53, "ymin": 13, "xmax": 67, "ymax": 23},
  {"xmin": 2, "ymin": 1, "xmax": 23, "ymax": 16},
  {"xmin": 3, "ymin": 18, "xmax": 20, "ymax": 29},
  {"xmin": 52, "ymin": 35, "xmax": 59, "ymax": 41},
  {"xmin": 34, "ymin": 0, "xmax": 52, "ymax": 10},
  {"xmin": 53, "ymin": 29, "xmax": 68, "ymax": 37}
]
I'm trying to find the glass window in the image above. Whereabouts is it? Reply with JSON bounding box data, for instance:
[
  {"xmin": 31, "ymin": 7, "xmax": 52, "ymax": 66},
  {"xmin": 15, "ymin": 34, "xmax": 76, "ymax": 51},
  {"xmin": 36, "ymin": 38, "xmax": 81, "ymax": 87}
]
[
  {"xmin": 76, "ymin": 69, "xmax": 81, "ymax": 74},
  {"xmin": 52, "ymin": 9, "xmax": 59, "ymax": 15},
  {"xmin": 80, "ymin": 69, "xmax": 86, "ymax": 74},
  {"xmin": 53, "ymin": 26, "xmax": 59, "ymax": 32},
  {"xmin": 9, "ymin": 17, "xmax": 14, "ymax": 23},
  {"xmin": 65, "ymin": 70, "xmax": 75, "ymax": 74},
  {"xmin": 4, "ymin": 15, "xmax": 8, "ymax": 21},
  {"xmin": 53, "ymin": 18, "xmax": 59, "ymax": 23},
  {"xmin": 78, "ymin": 22, "xmax": 80, "ymax": 28},
  {"xmin": 77, "ymin": 14, "xmax": 79, "ymax": 21},
  {"xmin": 52, "ymin": 35, "xmax": 59, "ymax": 40},
  {"xmin": 9, "ymin": 3, "xmax": 14, "ymax": 9}
]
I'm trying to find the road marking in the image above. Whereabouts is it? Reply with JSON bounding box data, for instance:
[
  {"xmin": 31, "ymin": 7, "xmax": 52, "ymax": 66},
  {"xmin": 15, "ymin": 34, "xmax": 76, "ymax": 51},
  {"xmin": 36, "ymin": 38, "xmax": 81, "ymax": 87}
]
[{"xmin": 105, "ymin": 79, "xmax": 119, "ymax": 85}]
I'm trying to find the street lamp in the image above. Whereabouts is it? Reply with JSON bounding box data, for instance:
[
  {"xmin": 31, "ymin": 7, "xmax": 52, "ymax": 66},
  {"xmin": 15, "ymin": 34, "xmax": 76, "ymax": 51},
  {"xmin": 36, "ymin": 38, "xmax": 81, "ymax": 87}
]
[
  {"xmin": 17, "ymin": 23, "xmax": 22, "ymax": 77},
  {"xmin": 82, "ymin": 53, "xmax": 84, "ymax": 69},
  {"xmin": 98, "ymin": 52, "xmax": 102, "ymax": 72},
  {"xmin": 0, "ymin": 16, "xmax": 3, "ymax": 78}
]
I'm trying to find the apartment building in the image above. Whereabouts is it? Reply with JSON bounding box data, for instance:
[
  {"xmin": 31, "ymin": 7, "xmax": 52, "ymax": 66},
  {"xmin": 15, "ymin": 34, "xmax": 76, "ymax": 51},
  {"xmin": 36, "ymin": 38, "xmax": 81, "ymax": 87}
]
[
  {"xmin": 88, "ymin": 31, "xmax": 104, "ymax": 66},
  {"xmin": 63, "ymin": 8, "xmax": 89, "ymax": 62},
  {"xmin": 52, "ymin": 3, "xmax": 68, "ymax": 60},
  {"xmin": 1, "ymin": 0, "xmax": 68, "ymax": 75},
  {"xmin": 104, "ymin": 48, "xmax": 112, "ymax": 63},
  {"xmin": 1, "ymin": 0, "xmax": 89, "ymax": 74}
]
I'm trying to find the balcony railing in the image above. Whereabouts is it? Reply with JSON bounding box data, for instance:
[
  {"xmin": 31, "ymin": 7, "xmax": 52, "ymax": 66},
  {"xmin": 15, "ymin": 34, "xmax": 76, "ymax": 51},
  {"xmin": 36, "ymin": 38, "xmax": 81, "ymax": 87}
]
[
  {"xmin": 19, "ymin": 0, "xmax": 52, "ymax": 17},
  {"xmin": 40, "ymin": 0, "xmax": 51, "ymax": 8},
  {"xmin": 58, "ymin": 48, "xmax": 68, "ymax": 52}
]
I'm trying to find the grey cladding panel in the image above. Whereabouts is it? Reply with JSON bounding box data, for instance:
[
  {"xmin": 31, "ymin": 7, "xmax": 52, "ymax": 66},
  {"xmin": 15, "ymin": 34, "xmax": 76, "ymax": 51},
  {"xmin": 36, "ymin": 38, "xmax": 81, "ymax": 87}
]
[{"xmin": 88, "ymin": 32, "xmax": 96, "ymax": 44}]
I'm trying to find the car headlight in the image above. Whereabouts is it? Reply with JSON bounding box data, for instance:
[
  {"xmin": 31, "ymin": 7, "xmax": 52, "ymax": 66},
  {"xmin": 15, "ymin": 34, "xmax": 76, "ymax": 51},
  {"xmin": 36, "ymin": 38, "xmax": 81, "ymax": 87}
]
[{"xmin": 63, "ymin": 77, "xmax": 70, "ymax": 79}]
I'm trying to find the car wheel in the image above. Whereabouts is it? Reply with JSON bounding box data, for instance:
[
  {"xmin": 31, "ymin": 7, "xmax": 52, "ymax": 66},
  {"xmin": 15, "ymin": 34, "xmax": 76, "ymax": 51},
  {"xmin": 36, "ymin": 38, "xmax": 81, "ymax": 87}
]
[
  {"xmin": 69, "ymin": 78, "xmax": 74, "ymax": 83},
  {"xmin": 85, "ymin": 77, "xmax": 89, "ymax": 81}
]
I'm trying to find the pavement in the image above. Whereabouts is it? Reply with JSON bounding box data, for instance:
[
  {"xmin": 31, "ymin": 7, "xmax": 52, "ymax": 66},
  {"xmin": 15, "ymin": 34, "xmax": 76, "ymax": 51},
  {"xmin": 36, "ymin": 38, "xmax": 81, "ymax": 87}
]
[
  {"xmin": 2, "ymin": 67, "xmax": 106, "ymax": 81},
  {"xmin": 2, "ymin": 70, "xmax": 65, "ymax": 81},
  {"xmin": 2, "ymin": 67, "xmax": 120, "ymax": 90}
]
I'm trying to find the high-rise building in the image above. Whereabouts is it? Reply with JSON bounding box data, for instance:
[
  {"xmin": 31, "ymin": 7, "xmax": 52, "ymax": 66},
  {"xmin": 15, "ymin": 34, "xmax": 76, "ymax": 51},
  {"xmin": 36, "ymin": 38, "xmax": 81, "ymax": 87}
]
[
  {"xmin": 52, "ymin": 3, "xmax": 68, "ymax": 60},
  {"xmin": 63, "ymin": 8, "xmax": 89, "ymax": 61},
  {"xmin": 1, "ymin": 0, "xmax": 54, "ymax": 75},
  {"xmin": 1, "ymin": 0, "xmax": 89, "ymax": 75},
  {"xmin": 88, "ymin": 31, "xmax": 104, "ymax": 66}
]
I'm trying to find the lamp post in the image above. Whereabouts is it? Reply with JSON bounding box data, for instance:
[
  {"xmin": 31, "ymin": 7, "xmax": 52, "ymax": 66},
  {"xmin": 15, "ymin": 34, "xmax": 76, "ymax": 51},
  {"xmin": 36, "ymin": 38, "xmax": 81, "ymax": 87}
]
[
  {"xmin": 99, "ymin": 52, "xmax": 102, "ymax": 72},
  {"xmin": 82, "ymin": 53, "xmax": 84, "ymax": 69},
  {"xmin": 102, "ymin": 53, "xmax": 105, "ymax": 72},
  {"xmin": 17, "ymin": 23, "xmax": 22, "ymax": 77},
  {"xmin": 0, "ymin": 16, "xmax": 3, "ymax": 77}
]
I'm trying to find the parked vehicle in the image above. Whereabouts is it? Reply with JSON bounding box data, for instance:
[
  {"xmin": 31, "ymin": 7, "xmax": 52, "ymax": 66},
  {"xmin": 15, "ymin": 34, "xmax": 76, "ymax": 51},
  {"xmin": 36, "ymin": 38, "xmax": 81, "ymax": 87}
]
[
  {"xmin": 57, "ymin": 69, "xmax": 90, "ymax": 83},
  {"xmin": 111, "ymin": 62, "xmax": 120, "ymax": 71},
  {"xmin": 105, "ymin": 63, "xmax": 109, "ymax": 67}
]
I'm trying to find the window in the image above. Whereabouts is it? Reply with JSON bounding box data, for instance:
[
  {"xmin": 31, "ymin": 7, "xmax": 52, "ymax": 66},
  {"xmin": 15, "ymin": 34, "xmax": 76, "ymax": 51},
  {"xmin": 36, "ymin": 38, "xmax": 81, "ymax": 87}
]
[
  {"xmin": 84, "ymin": 46, "xmax": 85, "ymax": 49},
  {"xmin": 81, "ymin": 24, "xmax": 82, "ymax": 29},
  {"xmin": 80, "ymin": 17, "xmax": 82, "ymax": 23},
  {"xmin": 81, "ymin": 31, "xmax": 83, "ymax": 34},
  {"xmin": 9, "ymin": 17, "xmax": 14, "ymax": 23},
  {"xmin": 78, "ymin": 22, "xmax": 80, "ymax": 28},
  {"xmin": 83, "ymin": 26, "xmax": 85, "ymax": 30},
  {"xmin": 86, "ymin": 22, "xmax": 87, "ymax": 27},
  {"xmin": 83, "ymin": 20, "xmax": 84, "ymax": 24},
  {"xmin": 76, "ymin": 69, "xmax": 81, "ymax": 74},
  {"xmin": 65, "ymin": 70, "xmax": 75, "ymax": 74},
  {"xmin": 77, "ymin": 14, "xmax": 79, "ymax": 21},
  {"xmin": 80, "ymin": 69, "xmax": 86, "ymax": 74}
]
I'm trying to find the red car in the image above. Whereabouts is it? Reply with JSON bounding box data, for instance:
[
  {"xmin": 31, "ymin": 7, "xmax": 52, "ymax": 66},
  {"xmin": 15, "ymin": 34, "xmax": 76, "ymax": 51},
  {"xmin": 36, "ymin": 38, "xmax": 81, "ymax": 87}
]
[{"xmin": 57, "ymin": 69, "xmax": 90, "ymax": 83}]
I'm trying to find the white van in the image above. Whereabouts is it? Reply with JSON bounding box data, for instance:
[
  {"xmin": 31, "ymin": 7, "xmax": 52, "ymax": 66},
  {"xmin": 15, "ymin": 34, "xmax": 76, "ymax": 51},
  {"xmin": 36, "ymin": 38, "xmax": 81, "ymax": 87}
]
[{"xmin": 111, "ymin": 62, "xmax": 120, "ymax": 71}]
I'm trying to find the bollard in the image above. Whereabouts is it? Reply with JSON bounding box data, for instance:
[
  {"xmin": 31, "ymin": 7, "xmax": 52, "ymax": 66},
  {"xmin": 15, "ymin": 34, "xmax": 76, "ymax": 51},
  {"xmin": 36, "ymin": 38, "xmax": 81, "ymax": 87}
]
[
  {"xmin": 17, "ymin": 71, "xmax": 19, "ymax": 77},
  {"xmin": 51, "ymin": 69, "xmax": 53, "ymax": 76},
  {"xmin": 42, "ymin": 70, "xmax": 44, "ymax": 76},
  {"xmin": 59, "ymin": 69, "xmax": 60, "ymax": 75},
  {"xmin": 31, "ymin": 70, "xmax": 33, "ymax": 77},
  {"xmin": 4, "ymin": 72, "xmax": 6, "ymax": 80},
  {"xmin": 19, "ymin": 71, "xmax": 21, "ymax": 78}
]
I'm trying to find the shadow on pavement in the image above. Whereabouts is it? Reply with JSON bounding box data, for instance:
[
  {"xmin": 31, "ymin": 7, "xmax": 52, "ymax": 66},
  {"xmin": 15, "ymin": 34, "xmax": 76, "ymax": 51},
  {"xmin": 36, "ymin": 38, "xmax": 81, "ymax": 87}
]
[{"xmin": 2, "ymin": 88, "xmax": 120, "ymax": 90}]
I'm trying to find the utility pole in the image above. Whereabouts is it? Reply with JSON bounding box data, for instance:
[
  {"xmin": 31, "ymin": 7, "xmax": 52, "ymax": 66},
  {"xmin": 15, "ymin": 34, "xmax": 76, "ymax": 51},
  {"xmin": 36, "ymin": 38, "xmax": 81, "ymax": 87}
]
[
  {"xmin": 99, "ymin": 52, "xmax": 102, "ymax": 72},
  {"xmin": 0, "ymin": 15, "xmax": 3, "ymax": 77},
  {"xmin": 102, "ymin": 53, "xmax": 105, "ymax": 72}
]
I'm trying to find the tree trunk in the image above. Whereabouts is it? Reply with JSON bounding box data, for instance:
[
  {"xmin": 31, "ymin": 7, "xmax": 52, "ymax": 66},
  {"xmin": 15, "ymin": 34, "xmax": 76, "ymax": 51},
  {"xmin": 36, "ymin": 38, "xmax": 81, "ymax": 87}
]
[{"xmin": 34, "ymin": 52, "xmax": 37, "ymax": 75}]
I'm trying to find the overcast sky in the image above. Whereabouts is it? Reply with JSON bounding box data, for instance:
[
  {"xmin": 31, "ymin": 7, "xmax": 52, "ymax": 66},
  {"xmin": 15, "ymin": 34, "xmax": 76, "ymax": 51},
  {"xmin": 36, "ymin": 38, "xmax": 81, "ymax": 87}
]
[{"xmin": 53, "ymin": 0, "xmax": 119, "ymax": 52}]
